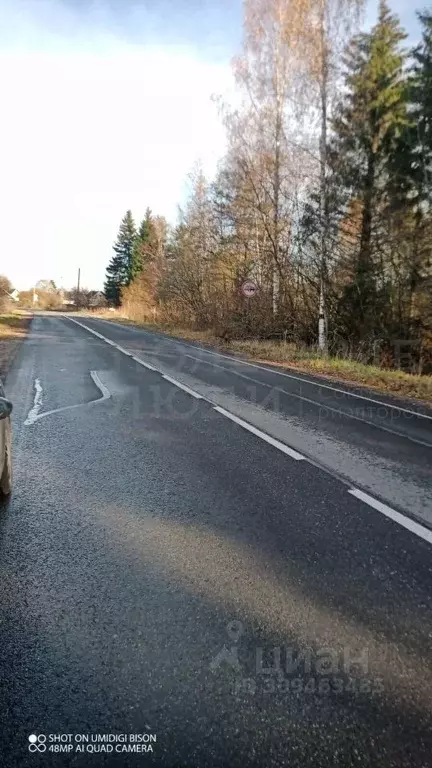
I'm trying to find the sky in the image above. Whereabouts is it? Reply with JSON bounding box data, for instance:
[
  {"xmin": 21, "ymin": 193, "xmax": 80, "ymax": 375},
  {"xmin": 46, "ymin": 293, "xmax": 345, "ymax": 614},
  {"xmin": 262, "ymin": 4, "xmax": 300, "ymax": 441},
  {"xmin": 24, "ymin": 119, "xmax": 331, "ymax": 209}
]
[{"xmin": 0, "ymin": 0, "xmax": 423, "ymax": 291}]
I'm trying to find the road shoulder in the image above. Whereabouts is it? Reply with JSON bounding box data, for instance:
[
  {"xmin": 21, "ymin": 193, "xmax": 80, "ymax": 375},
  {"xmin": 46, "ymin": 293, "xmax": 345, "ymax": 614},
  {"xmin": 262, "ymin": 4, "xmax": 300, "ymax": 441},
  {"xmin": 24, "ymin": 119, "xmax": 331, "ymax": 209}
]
[
  {"xmin": 0, "ymin": 313, "xmax": 32, "ymax": 382},
  {"xmin": 80, "ymin": 314, "xmax": 432, "ymax": 415}
]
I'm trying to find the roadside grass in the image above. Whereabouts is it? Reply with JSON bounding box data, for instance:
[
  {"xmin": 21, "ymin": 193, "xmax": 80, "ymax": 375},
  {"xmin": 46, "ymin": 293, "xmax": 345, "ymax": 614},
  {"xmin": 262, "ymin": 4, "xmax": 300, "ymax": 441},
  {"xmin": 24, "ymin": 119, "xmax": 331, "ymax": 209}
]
[
  {"xmin": 73, "ymin": 310, "xmax": 222, "ymax": 344},
  {"xmin": 0, "ymin": 312, "xmax": 32, "ymax": 379},
  {"xmin": 0, "ymin": 314, "xmax": 29, "ymax": 335},
  {"xmin": 229, "ymin": 340, "xmax": 432, "ymax": 402},
  {"xmin": 75, "ymin": 309, "xmax": 432, "ymax": 404}
]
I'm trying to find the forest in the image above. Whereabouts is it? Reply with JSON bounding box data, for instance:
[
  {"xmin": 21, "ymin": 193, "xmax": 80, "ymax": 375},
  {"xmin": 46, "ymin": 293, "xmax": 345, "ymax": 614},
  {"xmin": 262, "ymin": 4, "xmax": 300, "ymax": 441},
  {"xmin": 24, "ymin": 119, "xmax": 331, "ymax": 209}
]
[{"xmin": 104, "ymin": 0, "xmax": 432, "ymax": 374}]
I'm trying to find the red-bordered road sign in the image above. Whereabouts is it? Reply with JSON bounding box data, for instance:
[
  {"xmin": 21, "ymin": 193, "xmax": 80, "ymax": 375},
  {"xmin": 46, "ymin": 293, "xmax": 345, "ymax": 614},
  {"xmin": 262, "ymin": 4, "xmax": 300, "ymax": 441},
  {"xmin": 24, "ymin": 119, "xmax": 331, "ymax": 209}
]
[{"xmin": 240, "ymin": 280, "xmax": 258, "ymax": 298}]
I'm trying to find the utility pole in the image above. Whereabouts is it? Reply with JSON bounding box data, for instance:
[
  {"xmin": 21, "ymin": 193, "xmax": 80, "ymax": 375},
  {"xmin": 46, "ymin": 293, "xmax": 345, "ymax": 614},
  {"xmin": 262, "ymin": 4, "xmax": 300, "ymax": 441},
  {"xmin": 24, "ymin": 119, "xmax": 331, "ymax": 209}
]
[{"xmin": 77, "ymin": 268, "xmax": 81, "ymax": 309}]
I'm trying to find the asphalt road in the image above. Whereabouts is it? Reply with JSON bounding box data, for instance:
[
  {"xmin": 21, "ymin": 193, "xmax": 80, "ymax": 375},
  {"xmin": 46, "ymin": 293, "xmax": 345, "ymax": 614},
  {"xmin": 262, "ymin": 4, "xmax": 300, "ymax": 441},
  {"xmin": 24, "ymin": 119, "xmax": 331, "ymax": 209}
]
[{"xmin": 0, "ymin": 313, "xmax": 431, "ymax": 768}]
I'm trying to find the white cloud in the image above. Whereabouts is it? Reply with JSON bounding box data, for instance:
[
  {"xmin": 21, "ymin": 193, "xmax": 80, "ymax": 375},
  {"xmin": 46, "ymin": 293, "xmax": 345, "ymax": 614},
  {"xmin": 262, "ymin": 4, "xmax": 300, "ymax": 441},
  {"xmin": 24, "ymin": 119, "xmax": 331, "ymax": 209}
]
[
  {"xmin": 3, "ymin": 0, "xmax": 419, "ymax": 292},
  {"xmin": 0, "ymin": 4, "xmax": 232, "ymax": 290}
]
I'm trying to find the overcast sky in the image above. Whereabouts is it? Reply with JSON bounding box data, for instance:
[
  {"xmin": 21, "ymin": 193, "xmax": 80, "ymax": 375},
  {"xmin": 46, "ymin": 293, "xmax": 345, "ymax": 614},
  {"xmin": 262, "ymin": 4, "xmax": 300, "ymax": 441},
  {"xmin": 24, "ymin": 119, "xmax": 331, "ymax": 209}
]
[{"xmin": 0, "ymin": 0, "xmax": 422, "ymax": 290}]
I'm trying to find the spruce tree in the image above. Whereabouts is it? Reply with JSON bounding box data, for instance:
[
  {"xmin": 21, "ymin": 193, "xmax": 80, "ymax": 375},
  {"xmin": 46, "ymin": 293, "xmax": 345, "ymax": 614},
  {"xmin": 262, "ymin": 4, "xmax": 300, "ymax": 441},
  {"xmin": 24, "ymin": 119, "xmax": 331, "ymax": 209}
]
[
  {"xmin": 104, "ymin": 210, "xmax": 137, "ymax": 306},
  {"xmin": 138, "ymin": 208, "xmax": 153, "ymax": 246},
  {"xmin": 332, "ymin": 0, "xmax": 408, "ymax": 343},
  {"xmin": 390, "ymin": 10, "xmax": 432, "ymax": 342},
  {"xmin": 132, "ymin": 208, "xmax": 156, "ymax": 273},
  {"xmin": 104, "ymin": 253, "xmax": 125, "ymax": 306},
  {"xmin": 408, "ymin": 10, "xmax": 432, "ymax": 205}
]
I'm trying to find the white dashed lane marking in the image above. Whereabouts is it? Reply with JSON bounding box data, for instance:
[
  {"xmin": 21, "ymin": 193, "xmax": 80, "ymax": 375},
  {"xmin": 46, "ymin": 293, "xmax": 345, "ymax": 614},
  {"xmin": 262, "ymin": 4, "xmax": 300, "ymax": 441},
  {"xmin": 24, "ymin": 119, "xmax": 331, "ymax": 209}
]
[
  {"xmin": 93, "ymin": 316, "xmax": 432, "ymax": 421},
  {"xmin": 349, "ymin": 489, "xmax": 432, "ymax": 545},
  {"xmin": 213, "ymin": 406, "xmax": 304, "ymax": 460},
  {"xmin": 64, "ymin": 315, "xmax": 432, "ymax": 546},
  {"xmin": 162, "ymin": 374, "xmax": 203, "ymax": 399},
  {"xmin": 183, "ymin": 355, "xmax": 432, "ymax": 449}
]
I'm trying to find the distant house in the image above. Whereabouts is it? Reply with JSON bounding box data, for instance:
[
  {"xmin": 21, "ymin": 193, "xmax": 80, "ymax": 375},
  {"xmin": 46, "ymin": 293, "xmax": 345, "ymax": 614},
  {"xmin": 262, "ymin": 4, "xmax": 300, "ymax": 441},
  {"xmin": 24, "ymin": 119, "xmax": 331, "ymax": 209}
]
[
  {"xmin": 88, "ymin": 291, "xmax": 106, "ymax": 308},
  {"xmin": 0, "ymin": 286, "xmax": 19, "ymax": 310},
  {"xmin": 0, "ymin": 288, "xmax": 19, "ymax": 302},
  {"xmin": 35, "ymin": 280, "xmax": 57, "ymax": 294}
]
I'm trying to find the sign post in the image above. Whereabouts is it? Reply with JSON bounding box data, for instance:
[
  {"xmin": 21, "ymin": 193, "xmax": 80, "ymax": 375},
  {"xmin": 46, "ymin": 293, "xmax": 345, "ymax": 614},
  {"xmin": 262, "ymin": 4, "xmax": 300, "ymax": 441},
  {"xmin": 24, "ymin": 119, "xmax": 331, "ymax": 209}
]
[{"xmin": 240, "ymin": 280, "xmax": 258, "ymax": 332}]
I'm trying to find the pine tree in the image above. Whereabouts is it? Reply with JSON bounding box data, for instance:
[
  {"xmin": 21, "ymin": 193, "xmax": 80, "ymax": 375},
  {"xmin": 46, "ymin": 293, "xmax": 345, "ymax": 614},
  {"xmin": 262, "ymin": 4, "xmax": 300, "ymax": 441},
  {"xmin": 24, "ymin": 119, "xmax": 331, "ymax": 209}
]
[
  {"xmin": 332, "ymin": 0, "xmax": 408, "ymax": 344},
  {"xmin": 104, "ymin": 210, "xmax": 137, "ymax": 306}
]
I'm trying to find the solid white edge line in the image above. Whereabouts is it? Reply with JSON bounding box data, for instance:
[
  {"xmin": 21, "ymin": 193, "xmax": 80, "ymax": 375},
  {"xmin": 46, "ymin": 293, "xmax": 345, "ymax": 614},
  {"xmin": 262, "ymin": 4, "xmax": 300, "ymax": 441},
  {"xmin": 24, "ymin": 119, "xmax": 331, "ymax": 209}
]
[
  {"xmin": 90, "ymin": 316, "xmax": 432, "ymax": 421},
  {"xmin": 54, "ymin": 317, "xmax": 432, "ymax": 542},
  {"xmin": 213, "ymin": 406, "xmax": 305, "ymax": 460},
  {"xmin": 162, "ymin": 374, "xmax": 203, "ymax": 399},
  {"xmin": 200, "ymin": 352, "xmax": 432, "ymax": 420},
  {"xmin": 185, "ymin": 354, "xmax": 431, "ymax": 449},
  {"xmin": 348, "ymin": 488, "xmax": 432, "ymax": 545}
]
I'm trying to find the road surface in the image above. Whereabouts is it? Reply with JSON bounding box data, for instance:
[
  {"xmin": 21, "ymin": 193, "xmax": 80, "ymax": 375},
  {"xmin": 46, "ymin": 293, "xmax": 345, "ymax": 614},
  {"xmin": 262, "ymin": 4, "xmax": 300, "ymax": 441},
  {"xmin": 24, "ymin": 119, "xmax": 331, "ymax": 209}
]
[{"xmin": 0, "ymin": 313, "xmax": 431, "ymax": 767}]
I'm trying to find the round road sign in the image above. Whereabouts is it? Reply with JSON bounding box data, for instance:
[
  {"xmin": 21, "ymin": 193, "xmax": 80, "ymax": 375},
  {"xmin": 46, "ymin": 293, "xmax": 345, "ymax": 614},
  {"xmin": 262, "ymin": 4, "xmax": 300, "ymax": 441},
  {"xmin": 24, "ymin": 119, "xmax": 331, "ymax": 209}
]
[{"xmin": 240, "ymin": 280, "xmax": 258, "ymax": 298}]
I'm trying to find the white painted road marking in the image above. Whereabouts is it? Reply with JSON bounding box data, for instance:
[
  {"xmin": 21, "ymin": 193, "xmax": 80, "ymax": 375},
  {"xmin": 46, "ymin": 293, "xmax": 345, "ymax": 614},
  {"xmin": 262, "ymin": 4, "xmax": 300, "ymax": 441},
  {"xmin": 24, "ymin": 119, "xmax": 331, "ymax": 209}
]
[
  {"xmin": 24, "ymin": 378, "xmax": 43, "ymax": 425},
  {"xmin": 185, "ymin": 355, "xmax": 432, "ymax": 449},
  {"xmin": 90, "ymin": 316, "xmax": 432, "ymax": 421},
  {"xmin": 67, "ymin": 317, "xmax": 201, "ymax": 389},
  {"xmin": 90, "ymin": 371, "xmax": 111, "ymax": 401},
  {"xmin": 63, "ymin": 315, "xmax": 432, "ymax": 546},
  {"xmin": 188, "ymin": 348, "xmax": 432, "ymax": 420},
  {"xmin": 213, "ymin": 406, "xmax": 305, "ymax": 460},
  {"xmin": 132, "ymin": 356, "xmax": 158, "ymax": 371},
  {"xmin": 349, "ymin": 489, "xmax": 432, "ymax": 545},
  {"xmin": 162, "ymin": 374, "xmax": 203, "ymax": 399},
  {"xmin": 24, "ymin": 371, "xmax": 110, "ymax": 425}
]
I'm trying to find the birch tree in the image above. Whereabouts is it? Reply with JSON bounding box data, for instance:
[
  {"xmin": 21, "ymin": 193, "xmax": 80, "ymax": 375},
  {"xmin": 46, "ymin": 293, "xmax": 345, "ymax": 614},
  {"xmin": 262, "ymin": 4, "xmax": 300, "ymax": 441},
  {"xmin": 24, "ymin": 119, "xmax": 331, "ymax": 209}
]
[
  {"xmin": 298, "ymin": 0, "xmax": 364, "ymax": 349},
  {"xmin": 229, "ymin": 0, "xmax": 311, "ymax": 320}
]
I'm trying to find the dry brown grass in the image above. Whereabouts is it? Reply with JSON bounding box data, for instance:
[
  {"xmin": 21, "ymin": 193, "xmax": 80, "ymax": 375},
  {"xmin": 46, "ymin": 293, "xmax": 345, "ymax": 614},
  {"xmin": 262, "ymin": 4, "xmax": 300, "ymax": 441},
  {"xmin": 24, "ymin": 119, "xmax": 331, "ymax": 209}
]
[
  {"xmin": 0, "ymin": 312, "xmax": 32, "ymax": 379},
  {"xmin": 229, "ymin": 340, "xmax": 432, "ymax": 402},
  {"xmin": 74, "ymin": 310, "xmax": 223, "ymax": 345}
]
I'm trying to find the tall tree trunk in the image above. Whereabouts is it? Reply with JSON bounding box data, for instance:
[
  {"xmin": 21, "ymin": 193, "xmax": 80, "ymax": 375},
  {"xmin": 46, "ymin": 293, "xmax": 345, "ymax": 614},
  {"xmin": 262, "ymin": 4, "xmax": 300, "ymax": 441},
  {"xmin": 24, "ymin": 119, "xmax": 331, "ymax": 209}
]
[
  {"xmin": 272, "ymin": 5, "xmax": 283, "ymax": 318},
  {"xmin": 318, "ymin": 0, "xmax": 329, "ymax": 351},
  {"xmin": 357, "ymin": 151, "xmax": 375, "ymax": 336}
]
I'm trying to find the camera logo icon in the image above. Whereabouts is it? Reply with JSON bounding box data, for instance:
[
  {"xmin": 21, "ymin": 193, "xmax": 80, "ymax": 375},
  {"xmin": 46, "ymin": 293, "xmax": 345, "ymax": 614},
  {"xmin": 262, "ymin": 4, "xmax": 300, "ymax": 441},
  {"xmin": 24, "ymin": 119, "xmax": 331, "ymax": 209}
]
[{"xmin": 28, "ymin": 734, "xmax": 47, "ymax": 753}]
